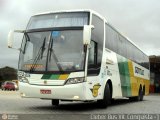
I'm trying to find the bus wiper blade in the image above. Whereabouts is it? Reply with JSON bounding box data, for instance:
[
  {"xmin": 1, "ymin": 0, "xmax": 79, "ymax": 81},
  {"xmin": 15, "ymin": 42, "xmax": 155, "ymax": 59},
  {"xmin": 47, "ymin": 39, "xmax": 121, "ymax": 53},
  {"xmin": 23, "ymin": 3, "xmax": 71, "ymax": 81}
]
[
  {"xmin": 50, "ymin": 48, "xmax": 64, "ymax": 72},
  {"xmin": 30, "ymin": 37, "xmax": 46, "ymax": 72},
  {"xmin": 23, "ymin": 33, "xmax": 30, "ymax": 54},
  {"xmin": 48, "ymin": 38, "xmax": 63, "ymax": 72},
  {"xmin": 41, "ymin": 37, "xmax": 46, "ymax": 59}
]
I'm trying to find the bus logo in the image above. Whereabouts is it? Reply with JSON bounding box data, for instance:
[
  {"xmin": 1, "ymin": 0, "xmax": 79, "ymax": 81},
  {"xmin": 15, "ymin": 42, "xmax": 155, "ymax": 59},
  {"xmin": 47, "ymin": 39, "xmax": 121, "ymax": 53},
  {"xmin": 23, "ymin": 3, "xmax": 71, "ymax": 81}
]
[
  {"xmin": 135, "ymin": 67, "xmax": 144, "ymax": 75},
  {"xmin": 90, "ymin": 83, "xmax": 101, "ymax": 97},
  {"xmin": 44, "ymin": 80, "xmax": 47, "ymax": 85}
]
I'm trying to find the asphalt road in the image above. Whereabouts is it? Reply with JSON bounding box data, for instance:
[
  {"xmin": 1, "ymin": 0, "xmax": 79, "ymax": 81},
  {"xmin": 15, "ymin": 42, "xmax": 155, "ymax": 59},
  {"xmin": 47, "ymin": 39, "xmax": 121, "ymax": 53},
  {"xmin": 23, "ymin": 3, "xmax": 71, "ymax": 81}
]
[{"xmin": 0, "ymin": 90, "xmax": 160, "ymax": 120}]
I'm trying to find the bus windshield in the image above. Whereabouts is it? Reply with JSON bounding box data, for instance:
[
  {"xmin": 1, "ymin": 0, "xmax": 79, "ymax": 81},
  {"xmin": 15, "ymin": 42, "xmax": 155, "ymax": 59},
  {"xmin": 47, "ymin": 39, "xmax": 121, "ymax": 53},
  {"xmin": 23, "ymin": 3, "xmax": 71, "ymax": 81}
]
[{"xmin": 19, "ymin": 30, "xmax": 84, "ymax": 73}]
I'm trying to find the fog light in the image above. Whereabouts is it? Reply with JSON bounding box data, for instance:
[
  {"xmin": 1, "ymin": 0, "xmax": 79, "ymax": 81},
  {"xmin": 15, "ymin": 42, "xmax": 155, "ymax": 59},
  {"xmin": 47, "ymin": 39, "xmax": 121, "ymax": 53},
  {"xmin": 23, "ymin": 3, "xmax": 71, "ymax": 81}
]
[
  {"xmin": 73, "ymin": 96, "xmax": 79, "ymax": 99},
  {"xmin": 20, "ymin": 92, "xmax": 26, "ymax": 97}
]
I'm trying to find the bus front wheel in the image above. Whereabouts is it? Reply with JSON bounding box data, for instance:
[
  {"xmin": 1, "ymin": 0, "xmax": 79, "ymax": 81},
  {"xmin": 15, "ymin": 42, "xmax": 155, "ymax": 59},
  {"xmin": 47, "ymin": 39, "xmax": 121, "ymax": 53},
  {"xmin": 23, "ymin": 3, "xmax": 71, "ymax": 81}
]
[
  {"xmin": 51, "ymin": 99, "xmax": 59, "ymax": 106},
  {"xmin": 97, "ymin": 83, "xmax": 111, "ymax": 108}
]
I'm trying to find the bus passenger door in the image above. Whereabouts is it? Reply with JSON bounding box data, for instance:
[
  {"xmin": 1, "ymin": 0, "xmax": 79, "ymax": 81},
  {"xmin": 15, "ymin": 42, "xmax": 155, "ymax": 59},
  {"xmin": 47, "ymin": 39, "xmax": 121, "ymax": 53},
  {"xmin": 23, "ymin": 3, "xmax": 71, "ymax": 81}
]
[{"xmin": 86, "ymin": 40, "xmax": 102, "ymax": 99}]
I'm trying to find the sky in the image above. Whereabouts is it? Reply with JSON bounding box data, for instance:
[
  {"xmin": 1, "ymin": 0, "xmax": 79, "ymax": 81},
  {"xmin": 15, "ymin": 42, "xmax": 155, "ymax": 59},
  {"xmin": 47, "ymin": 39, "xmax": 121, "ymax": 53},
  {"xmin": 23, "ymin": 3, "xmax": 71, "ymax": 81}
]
[{"xmin": 0, "ymin": 0, "xmax": 160, "ymax": 68}]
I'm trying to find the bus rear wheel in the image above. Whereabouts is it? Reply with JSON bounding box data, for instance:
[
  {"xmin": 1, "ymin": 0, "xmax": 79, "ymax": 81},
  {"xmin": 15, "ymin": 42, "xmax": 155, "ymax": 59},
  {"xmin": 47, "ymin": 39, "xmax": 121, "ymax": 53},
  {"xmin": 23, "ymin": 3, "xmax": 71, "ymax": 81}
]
[
  {"xmin": 129, "ymin": 87, "xmax": 144, "ymax": 101},
  {"xmin": 97, "ymin": 83, "xmax": 111, "ymax": 108},
  {"xmin": 138, "ymin": 87, "xmax": 144, "ymax": 101},
  {"xmin": 52, "ymin": 99, "xmax": 59, "ymax": 106}
]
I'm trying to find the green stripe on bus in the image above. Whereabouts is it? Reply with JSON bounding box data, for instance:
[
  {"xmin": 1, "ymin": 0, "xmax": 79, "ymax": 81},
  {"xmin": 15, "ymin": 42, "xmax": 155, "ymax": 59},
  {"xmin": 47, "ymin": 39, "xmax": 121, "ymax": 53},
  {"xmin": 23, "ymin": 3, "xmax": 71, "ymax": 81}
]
[
  {"xmin": 41, "ymin": 74, "xmax": 52, "ymax": 79},
  {"xmin": 117, "ymin": 55, "xmax": 131, "ymax": 97},
  {"xmin": 41, "ymin": 74, "xmax": 60, "ymax": 80},
  {"xmin": 50, "ymin": 75, "xmax": 60, "ymax": 80}
]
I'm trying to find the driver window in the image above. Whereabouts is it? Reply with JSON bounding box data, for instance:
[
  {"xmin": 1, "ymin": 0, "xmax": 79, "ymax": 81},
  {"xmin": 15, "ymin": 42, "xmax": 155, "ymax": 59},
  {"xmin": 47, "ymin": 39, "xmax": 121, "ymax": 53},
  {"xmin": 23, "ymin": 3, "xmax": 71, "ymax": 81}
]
[{"xmin": 88, "ymin": 40, "xmax": 97, "ymax": 65}]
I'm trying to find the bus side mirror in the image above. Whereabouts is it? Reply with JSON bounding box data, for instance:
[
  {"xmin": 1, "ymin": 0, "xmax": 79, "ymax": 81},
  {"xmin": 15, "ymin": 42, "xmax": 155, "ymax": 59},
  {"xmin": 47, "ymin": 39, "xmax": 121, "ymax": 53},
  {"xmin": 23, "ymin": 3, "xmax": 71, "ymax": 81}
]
[
  {"xmin": 83, "ymin": 25, "xmax": 94, "ymax": 45},
  {"xmin": 8, "ymin": 30, "xmax": 14, "ymax": 48},
  {"xmin": 7, "ymin": 30, "xmax": 24, "ymax": 50}
]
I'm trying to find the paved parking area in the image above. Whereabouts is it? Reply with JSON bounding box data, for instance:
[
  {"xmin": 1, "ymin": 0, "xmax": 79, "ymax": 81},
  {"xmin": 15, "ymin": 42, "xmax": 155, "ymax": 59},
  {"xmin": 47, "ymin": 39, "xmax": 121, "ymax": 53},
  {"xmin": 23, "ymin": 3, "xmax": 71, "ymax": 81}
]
[{"xmin": 0, "ymin": 90, "xmax": 160, "ymax": 120}]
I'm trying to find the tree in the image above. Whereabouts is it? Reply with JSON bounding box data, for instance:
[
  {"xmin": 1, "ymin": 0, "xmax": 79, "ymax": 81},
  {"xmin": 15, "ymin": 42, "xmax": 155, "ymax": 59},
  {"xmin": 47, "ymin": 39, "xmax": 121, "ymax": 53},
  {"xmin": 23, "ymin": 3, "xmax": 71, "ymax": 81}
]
[{"xmin": 0, "ymin": 66, "xmax": 17, "ymax": 81}]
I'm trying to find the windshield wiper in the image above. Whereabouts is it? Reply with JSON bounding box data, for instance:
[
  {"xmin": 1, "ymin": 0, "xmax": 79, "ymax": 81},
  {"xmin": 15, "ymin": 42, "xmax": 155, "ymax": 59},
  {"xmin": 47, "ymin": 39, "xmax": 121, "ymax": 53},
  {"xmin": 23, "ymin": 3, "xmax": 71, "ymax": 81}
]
[
  {"xmin": 22, "ymin": 33, "xmax": 30, "ymax": 54},
  {"xmin": 30, "ymin": 37, "xmax": 46, "ymax": 72},
  {"xmin": 47, "ymin": 38, "xmax": 63, "ymax": 72}
]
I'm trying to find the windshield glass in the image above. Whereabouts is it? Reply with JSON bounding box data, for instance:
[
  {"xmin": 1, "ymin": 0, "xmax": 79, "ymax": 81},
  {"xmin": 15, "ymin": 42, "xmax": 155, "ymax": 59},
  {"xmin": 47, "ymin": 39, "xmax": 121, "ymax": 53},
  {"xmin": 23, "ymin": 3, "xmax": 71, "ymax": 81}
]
[
  {"xmin": 27, "ymin": 12, "xmax": 89, "ymax": 29},
  {"xmin": 19, "ymin": 30, "xmax": 84, "ymax": 73},
  {"xmin": 19, "ymin": 32, "xmax": 49, "ymax": 72}
]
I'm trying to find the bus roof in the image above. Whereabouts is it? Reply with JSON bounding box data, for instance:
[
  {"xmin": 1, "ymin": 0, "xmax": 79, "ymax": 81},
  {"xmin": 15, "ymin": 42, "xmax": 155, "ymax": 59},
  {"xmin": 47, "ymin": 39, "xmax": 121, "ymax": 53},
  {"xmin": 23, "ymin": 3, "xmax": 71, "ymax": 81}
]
[
  {"xmin": 33, "ymin": 9, "xmax": 92, "ymax": 16},
  {"xmin": 33, "ymin": 9, "xmax": 148, "ymax": 57}
]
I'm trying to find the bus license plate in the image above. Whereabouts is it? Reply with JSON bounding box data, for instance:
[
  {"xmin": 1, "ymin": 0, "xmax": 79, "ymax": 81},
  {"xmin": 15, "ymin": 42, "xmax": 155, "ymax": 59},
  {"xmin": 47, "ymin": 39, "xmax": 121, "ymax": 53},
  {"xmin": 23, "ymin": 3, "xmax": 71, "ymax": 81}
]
[{"xmin": 40, "ymin": 90, "xmax": 51, "ymax": 94}]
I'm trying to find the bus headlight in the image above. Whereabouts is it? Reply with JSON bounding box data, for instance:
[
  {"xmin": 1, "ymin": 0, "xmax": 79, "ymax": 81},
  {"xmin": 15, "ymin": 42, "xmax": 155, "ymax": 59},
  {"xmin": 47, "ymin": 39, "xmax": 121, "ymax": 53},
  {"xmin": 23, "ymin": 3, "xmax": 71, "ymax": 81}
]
[{"xmin": 65, "ymin": 77, "xmax": 85, "ymax": 84}]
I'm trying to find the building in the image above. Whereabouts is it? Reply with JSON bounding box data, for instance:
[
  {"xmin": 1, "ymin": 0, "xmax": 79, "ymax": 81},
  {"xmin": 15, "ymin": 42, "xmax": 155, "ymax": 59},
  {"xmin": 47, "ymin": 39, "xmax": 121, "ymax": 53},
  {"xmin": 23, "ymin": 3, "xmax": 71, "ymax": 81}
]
[{"xmin": 149, "ymin": 55, "xmax": 160, "ymax": 93}]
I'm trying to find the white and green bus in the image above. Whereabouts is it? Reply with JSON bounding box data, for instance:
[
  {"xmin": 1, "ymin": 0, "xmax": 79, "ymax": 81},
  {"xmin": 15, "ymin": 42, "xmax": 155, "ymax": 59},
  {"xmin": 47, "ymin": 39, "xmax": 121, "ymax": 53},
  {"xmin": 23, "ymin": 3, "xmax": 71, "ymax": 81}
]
[{"xmin": 8, "ymin": 9, "xmax": 150, "ymax": 108}]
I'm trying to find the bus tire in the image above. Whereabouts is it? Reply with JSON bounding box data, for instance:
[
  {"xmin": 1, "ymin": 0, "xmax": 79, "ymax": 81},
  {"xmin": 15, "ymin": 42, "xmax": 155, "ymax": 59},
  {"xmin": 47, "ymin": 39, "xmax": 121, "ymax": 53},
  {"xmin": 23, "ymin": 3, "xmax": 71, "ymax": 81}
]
[
  {"xmin": 97, "ymin": 83, "xmax": 111, "ymax": 108},
  {"xmin": 134, "ymin": 87, "xmax": 143, "ymax": 101},
  {"xmin": 139, "ymin": 87, "xmax": 144, "ymax": 101},
  {"xmin": 52, "ymin": 99, "xmax": 59, "ymax": 106},
  {"xmin": 129, "ymin": 87, "xmax": 143, "ymax": 101}
]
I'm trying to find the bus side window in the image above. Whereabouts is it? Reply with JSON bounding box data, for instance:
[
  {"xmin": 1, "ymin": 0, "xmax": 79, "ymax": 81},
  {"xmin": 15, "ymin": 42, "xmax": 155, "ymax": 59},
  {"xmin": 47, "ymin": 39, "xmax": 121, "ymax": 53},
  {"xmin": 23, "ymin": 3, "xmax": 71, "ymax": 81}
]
[{"xmin": 88, "ymin": 40, "xmax": 97, "ymax": 66}]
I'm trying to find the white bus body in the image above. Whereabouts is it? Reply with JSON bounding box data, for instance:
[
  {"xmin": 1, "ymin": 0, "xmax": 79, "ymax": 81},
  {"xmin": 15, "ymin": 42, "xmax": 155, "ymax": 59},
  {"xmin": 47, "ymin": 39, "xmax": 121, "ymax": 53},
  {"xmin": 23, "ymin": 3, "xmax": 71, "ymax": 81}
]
[{"xmin": 9, "ymin": 9, "xmax": 150, "ymax": 107}]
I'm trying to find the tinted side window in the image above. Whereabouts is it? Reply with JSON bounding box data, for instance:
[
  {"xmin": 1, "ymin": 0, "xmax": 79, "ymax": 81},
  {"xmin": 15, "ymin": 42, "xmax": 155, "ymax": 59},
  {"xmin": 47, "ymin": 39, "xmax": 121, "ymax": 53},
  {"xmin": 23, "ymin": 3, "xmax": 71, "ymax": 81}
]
[
  {"xmin": 105, "ymin": 24, "xmax": 118, "ymax": 52},
  {"xmin": 126, "ymin": 41, "xmax": 132, "ymax": 60},
  {"xmin": 88, "ymin": 41, "xmax": 97, "ymax": 65},
  {"xmin": 105, "ymin": 24, "xmax": 149, "ymax": 70},
  {"xmin": 105, "ymin": 24, "xmax": 111, "ymax": 50},
  {"xmin": 118, "ymin": 35, "xmax": 127, "ymax": 57},
  {"xmin": 91, "ymin": 15, "xmax": 104, "ymax": 64}
]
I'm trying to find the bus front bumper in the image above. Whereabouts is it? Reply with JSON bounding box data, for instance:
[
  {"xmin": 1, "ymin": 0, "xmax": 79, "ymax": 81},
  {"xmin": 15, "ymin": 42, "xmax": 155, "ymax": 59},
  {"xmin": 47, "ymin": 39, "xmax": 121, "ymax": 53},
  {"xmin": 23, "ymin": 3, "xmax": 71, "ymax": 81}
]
[{"xmin": 19, "ymin": 82, "xmax": 87, "ymax": 101}]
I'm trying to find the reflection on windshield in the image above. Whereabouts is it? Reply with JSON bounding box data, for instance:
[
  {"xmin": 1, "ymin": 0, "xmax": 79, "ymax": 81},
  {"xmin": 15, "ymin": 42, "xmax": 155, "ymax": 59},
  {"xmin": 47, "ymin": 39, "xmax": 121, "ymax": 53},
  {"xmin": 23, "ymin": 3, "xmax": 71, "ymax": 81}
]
[
  {"xmin": 19, "ymin": 30, "xmax": 84, "ymax": 72},
  {"xmin": 48, "ymin": 30, "xmax": 84, "ymax": 71},
  {"xmin": 19, "ymin": 32, "xmax": 50, "ymax": 72},
  {"xmin": 29, "ymin": 37, "xmax": 46, "ymax": 72}
]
